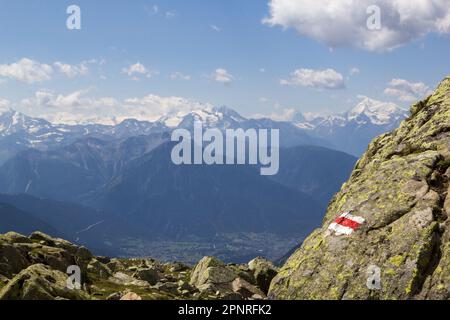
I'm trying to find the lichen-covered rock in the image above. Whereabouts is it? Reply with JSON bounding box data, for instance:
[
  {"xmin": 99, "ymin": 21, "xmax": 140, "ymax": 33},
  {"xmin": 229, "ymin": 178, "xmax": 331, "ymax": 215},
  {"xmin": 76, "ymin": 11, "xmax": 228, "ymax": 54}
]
[
  {"xmin": 152, "ymin": 282, "xmax": 179, "ymax": 295},
  {"xmin": 248, "ymin": 257, "xmax": 278, "ymax": 294},
  {"xmin": 190, "ymin": 257, "xmax": 237, "ymax": 289},
  {"xmin": 108, "ymin": 272, "xmax": 150, "ymax": 287},
  {"xmin": 132, "ymin": 267, "xmax": 162, "ymax": 285},
  {"xmin": 30, "ymin": 232, "xmax": 78, "ymax": 254},
  {"xmin": 106, "ymin": 258, "xmax": 125, "ymax": 273},
  {"xmin": 231, "ymin": 277, "xmax": 266, "ymax": 299},
  {"xmin": 87, "ymin": 258, "xmax": 112, "ymax": 278},
  {"xmin": 0, "ymin": 264, "xmax": 90, "ymax": 300},
  {"xmin": 269, "ymin": 76, "xmax": 450, "ymax": 300},
  {"xmin": 26, "ymin": 244, "xmax": 75, "ymax": 273},
  {"xmin": 227, "ymin": 264, "xmax": 256, "ymax": 285},
  {"xmin": 0, "ymin": 232, "xmax": 32, "ymax": 244},
  {"xmin": 120, "ymin": 292, "xmax": 142, "ymax": 300},
  {"xmin": 0, "ymin": 243, "xmax": 29, "ymax": 279}
]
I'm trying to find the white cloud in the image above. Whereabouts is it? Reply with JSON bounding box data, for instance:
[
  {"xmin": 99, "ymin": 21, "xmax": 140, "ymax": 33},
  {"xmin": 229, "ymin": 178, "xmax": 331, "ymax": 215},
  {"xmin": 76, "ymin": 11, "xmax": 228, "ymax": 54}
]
[
  {"xmin": 124, "ymin": 94, "xmax": 209, "ymax": 121},
  {"xmin": 19, "ymin": 89, "xmax": 120, "ymax": 124},
  {"xmin": 122, "ymin": 62, "xmax": 157, "ymax": 80},
  {"xmin": 212, "ymin": 68, "xmax": 234, "ymax": 85},
  {"xmin": 263, "ymin": 0, "xmax": 450, "ymax": 51},
  {"xmin": 54, "ymin": 61, "xmax": 89, "ymax": 78},
  {"xmin": 384, "ymin": 78, "xmax": 432, "ymax": 102},
  {"xmin": 17, "ymin": 90, "xmax": 210, "ymax": 125},
  {"xmin": 0, "ymin": 98, "xmax": 10, "ymax": 112},
  {"xmin": 146, "ymin": 5, "xmax": 159, "ymax": 15},
  {"xmin": 281, "ymin": 68, "xmax": 345, "ymax": 89},
  {"xmin": 253, "ymin": 108, "xmax": 299, "ymax": 121},
  {"xmin": 165, "ymin": 11, "xmax": 176, "ymax": 18},
  {"xmin": 170, "ymin": 72, "xmax": 191, "ymax": 81},
  {"xmin": 349, "ymin": 67, "xmax": 360, "ymax": 76},
  {"xmin": 0, "ymin": 58, "xmax": 53, "ymax": 83},
  {"xmin": 0, "ymin": 58, "xmax": 102, "ymax": 83}
]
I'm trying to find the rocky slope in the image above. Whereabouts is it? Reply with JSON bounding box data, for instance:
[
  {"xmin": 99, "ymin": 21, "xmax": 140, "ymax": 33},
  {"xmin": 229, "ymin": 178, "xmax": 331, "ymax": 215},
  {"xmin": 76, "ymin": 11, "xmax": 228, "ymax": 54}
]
[
  {"xmin": 269, "ymin": 76, "xmax": 450, "ymax": 299},
  {"xmin": 0, "ymin": 231, "xmax": 278, "ymax": 300}
]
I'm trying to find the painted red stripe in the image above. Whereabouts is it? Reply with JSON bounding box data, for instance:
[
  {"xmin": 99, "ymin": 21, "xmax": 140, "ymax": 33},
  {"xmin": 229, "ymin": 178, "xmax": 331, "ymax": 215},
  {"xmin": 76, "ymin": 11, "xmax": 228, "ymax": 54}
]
[{"xmin": 334, "ymin": 217, "xmax": 361, "ymax": 230}]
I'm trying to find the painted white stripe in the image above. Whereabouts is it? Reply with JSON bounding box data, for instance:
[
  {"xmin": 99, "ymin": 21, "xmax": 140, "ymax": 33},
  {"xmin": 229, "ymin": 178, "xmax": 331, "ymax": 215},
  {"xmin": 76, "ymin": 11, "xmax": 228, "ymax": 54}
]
[
  {"xmin": 339, "ymin": 212, "xmax": 365, "ymax": 224},
  {"xmin": 328, "ymin": 222, "xmax": 354, "ymax": 235}
]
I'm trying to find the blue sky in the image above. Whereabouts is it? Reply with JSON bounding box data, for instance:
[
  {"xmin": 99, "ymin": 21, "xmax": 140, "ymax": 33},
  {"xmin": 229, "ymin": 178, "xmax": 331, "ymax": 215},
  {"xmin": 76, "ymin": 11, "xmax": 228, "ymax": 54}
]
[{"xmin": 0, "ymin": 0, "xmax": 449, "ymax": 124}]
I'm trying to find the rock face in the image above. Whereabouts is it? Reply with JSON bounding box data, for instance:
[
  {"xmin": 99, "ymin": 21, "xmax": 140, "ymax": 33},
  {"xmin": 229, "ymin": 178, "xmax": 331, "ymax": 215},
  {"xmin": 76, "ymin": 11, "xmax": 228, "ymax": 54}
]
[{"xmin": 269, "ymin": 76, "xmax": 450, "ymax": 300}]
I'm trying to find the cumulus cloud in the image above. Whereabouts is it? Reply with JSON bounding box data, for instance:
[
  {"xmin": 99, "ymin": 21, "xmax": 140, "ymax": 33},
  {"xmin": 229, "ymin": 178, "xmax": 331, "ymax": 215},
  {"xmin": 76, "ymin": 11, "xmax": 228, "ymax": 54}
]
[
  {"xmin": 0, "ymin": 58, "xmax": 53, "ymax": 83},
  {"xmin": 384, "ymin": 78, "xmax": 432, "ymax": 102},
  {"xmin": 122, "ymin": 62, "xmax": 157, "ymax": 80},
  {"xmin": 0, "ymin": 58, "xmax": 101, "ymax": 83},
  {"xmin": 212, "ymin": 68, "xmax": 234, "ymax": 84},
  {"xmin": 54, "ymin": 61, "xmax": 89, "ymax": 78},
  {"xmin": 263, "ymin": 0, "xmax": 450, "ymax": 51},
  {"xmin": 19, "ymin": 89, "xmax": 119, "ymax": 124},
  {"xmin": 281, "ymin": 68, "xmax": 345, "ymax": 89},
  {"xmin": 17, "ymin": 89, "xmax": 210, "ymax": 125}
]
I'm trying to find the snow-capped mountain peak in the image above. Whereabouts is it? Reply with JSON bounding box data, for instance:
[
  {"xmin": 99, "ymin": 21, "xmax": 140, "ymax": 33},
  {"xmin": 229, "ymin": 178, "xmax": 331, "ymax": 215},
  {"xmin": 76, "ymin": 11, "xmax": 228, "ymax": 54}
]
[
  {"xmin": 0, "ymin": 109, "xmax": 53, "ymax": 136},
  {"xmin": 347, "ymin": 97, "xmax": 408, "ymax": 125},
  {"xmin": 158, "ymin": 105, "xmax": 247, "ymax": 129}
]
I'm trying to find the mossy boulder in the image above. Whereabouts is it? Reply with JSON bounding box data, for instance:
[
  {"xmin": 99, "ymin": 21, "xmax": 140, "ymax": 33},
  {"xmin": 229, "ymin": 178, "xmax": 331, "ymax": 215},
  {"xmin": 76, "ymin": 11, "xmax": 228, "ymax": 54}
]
[
  {"xmin": 0, "ymin": 264, "xmax": 90, "ymax": 300},
  {"xmin": 269, "ymin": 76, "xmax": 450, "ymax": 300},
  {"xmin": 133, "ymin": 267, "xmax": 162, "ymax": 285},
  {"xmin": 190, "ymin": 257, "xmax": 237, "ymax": 289},
  {"xmin": 0, "ymin": 232, "xmax": 32, "ymax": 244},
  {"xmin": 87, "ymin": 259, "xmax": 112, "ymax": 279}
]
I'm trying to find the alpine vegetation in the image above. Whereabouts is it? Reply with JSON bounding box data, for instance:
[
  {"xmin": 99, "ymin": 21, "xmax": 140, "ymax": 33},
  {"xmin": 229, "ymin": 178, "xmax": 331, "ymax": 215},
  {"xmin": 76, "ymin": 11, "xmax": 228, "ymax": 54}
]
[{"xmin": 171, "ymin": 121, "xmax": 280, "ymax": 176}]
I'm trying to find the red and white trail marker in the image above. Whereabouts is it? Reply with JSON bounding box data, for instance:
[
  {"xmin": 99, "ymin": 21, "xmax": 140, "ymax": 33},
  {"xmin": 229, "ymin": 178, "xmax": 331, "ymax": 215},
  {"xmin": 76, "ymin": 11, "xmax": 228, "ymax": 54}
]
[{"xmin": 328, "ymin": 212, "xmax": 365, "ymax": 236}]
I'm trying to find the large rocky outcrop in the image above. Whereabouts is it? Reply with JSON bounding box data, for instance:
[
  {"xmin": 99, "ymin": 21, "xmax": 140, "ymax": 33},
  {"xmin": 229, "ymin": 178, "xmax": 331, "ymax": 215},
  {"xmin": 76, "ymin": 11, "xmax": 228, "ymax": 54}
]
[
  {"xmin": 269, "ymin": 76, "xmax": 450, "ymax": 300},
  {"xmin": 189, "ymin": 256, "xmax": 266, "ymax": 300}
]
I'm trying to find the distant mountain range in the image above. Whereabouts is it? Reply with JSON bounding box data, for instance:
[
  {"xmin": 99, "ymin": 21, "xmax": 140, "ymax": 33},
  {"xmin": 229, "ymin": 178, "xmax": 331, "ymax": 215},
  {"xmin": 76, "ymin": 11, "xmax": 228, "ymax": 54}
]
[
  {"xmin": 0, "ymin": 143, "xmax": 356, "ymax": 261},
  {"xmin": 0, "ymin": 100, "xmax": 403, "ymax": 261},
  {"xmin": 288, "ymin": 97, "xmax": 409, "ymax": 155},
  {"xmin": 0, "ymin": 98, "xmax": 407, "ymax": 164}
]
